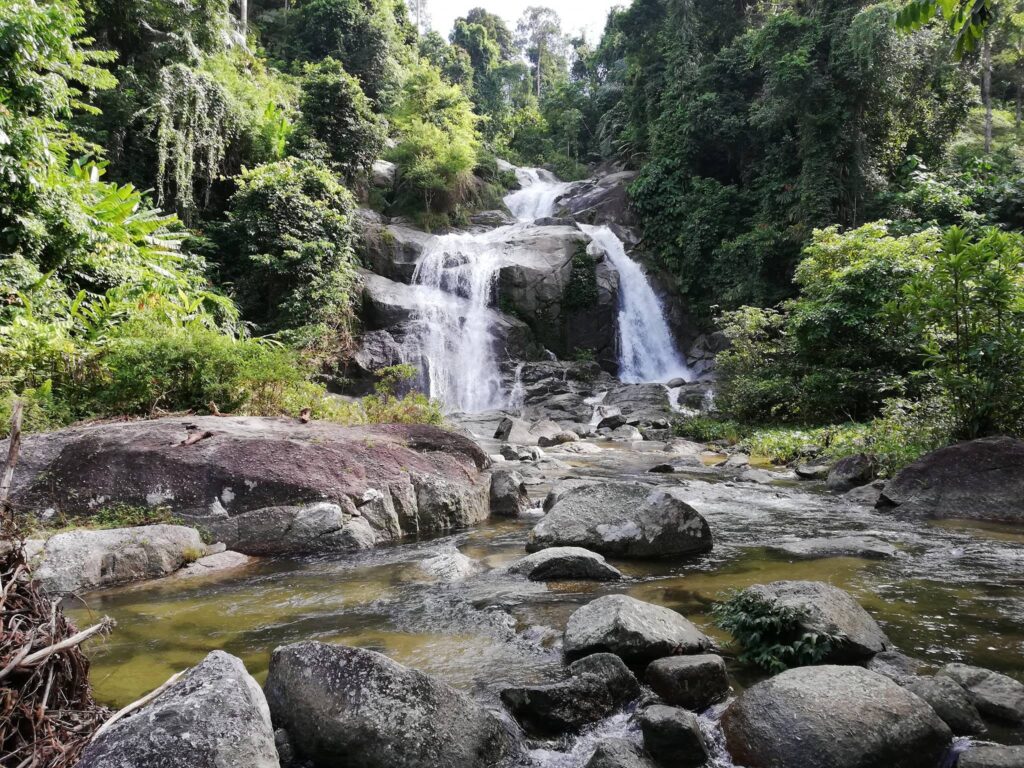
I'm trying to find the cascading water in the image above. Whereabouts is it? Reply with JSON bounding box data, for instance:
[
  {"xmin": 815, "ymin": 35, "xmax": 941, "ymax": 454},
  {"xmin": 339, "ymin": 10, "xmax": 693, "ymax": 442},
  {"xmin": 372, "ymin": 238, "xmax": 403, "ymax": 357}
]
[
  {"xmin": 580, "ymin": 223, "xmax": 691, "ymax": 384},
  {"xmin": 400, "ymin": 168, "xmax": 568, "ymax": 413}
]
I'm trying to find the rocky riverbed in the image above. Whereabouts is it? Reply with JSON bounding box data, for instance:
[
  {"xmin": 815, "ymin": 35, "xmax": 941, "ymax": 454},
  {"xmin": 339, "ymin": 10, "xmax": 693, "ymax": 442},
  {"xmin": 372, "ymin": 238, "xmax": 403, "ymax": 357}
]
[{"xmin": 4, "ymin": 411, "xmax": 1012, "ymax": 768}]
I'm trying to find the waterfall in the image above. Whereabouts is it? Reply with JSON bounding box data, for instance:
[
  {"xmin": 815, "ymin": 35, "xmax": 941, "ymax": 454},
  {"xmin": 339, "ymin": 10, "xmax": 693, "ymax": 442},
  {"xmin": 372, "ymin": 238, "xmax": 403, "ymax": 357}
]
[
  {"xmin": 579, "ymin": 223, "xmax": 691, "ymax": 384},
  {"xmin": 399, "ymin": 169, "xmax": 566, "ymax": 413}
]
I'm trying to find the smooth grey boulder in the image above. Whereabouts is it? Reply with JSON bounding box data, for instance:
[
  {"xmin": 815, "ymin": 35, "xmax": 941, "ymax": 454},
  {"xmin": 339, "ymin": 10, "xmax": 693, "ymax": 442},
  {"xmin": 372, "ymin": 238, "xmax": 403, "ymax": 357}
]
[
  {"xmin": 768, "ymin": 535, "xmax": 897, "ymax": 560},
  {"xmin": 724, "ymin": 453, "xmax": 750, "ymax": 469},
  {"xmin": 609, "ymin": 425, "xmax": 644, "ymax": 441},
  {"xmin": 901, "ymin": 675, "xmax": 986, "ymax": 736},
  {"xmin": 845, "ymin": 481, "xmax": 886, "ymax": 506},
  {"xmin": 527, "ymin": 481, "xmax": 713, "ymax": 558},
  {"xmin": 537, "ymin": 431, "xmax": 579, "ymax": 447},
  {"xmin": 500, "ymin": 653, "xmax": 640, "ymax": 735},
  {"xmin": 541, "ymin": 478, "xmax": 594, "ymax": 512},
  {"xmin": 638, "ymin": 705, "xmax": 709, "ymax": 768},
  {"xmin": 739, "ymin": 468, "xmax": 775, "ymax": 485},
  {"xmin": 490, "ymin": 469, "xmax": 531, "ymax": 516},
  {"xmin": 506, "ymin": 547, "xmax": 622, "ymax": 581},
  {"xmin": 371, "ymin": 159, "xmax": 396, "ymax": 188},
  {"xmin": 173, "ymin": 549, "xmax": 253, "ymax": 579},
  {"xmin": 563, "ymin": 594, "xmax": 711, "ymax": 664},
  {"xmin": 417, "ymin": 549, "xmax": 480, "ymax": 581},
  {"xmin": 958, "ymin": 743, "xmax": 1024, "ymax": 768},
  {"xmin": 937, "ymin": 663, "xmax": 1024, "ymax": 723},
  {"xmin": 34, "ymin": 525, "xmax": 205, "ymax": 594},
  {"xmin": 500, "ymin": 443, "xmax": 544, "ymax": 462},
  {"xmin": 645, "ymin": 654, "xmax": 729, "ymax": 711},
  {"xmin": 721, "ymin": 665, "xmax": 952, "ymax": 768},
  {"xmin": 494, "ymin": 416, "xmax": 562, "ymax": 446},
  {"xmin": 586, "ymin": 739, "xmax": 658, "ymax": 768},
  {"xmin": 264, "ymin": 642, "xmax": 516, "ymax": 768},
  {"xmin": 78, "ymin": 651, "xmax": 279, "ymax": 768},
  {"xmin": 742, "ymin": 580, "xmax": 891, "ymax": 662},
  {"xmin": 3, "ymin": 417, "xmax": 493, "ymax": 557},
  {"xmin": 879, "ymin": 436, "xmax": 1024, "ymax": 522},
  {"xmin": 827, "ymin": 453, "xmax": 877, "ymax": 492}
]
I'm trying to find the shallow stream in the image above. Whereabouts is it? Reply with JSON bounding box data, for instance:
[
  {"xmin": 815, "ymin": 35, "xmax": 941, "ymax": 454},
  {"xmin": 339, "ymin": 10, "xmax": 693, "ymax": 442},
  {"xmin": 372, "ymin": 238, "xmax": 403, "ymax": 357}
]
[{"xmin": 69, "ymin": 438, "xmax": 1024, "ymax": 759}]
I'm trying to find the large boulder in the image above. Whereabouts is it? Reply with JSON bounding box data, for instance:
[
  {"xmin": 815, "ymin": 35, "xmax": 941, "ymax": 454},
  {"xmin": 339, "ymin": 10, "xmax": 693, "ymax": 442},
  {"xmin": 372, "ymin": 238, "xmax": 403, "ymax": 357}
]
[
  {"xmin": 586, "ymin": 739, "xmax": 658, "ymax": 768},
  {"xmin": 721, "ymin": 665, "xmax": 952, "ymax": 768},
  {"xmin": 360, "ymin": 221, "xmax": 432, "ymax": 283},
  {"xmin": 5, "ymin": 417, "xmax": 492, "ymax": 557},
  {"xmin": 264, "ymin": 642, "xmax": 516, "ymax": 768},
  {"xmin": 563, "ymin": 594, "xmax": 712, "ymax": 664},
  {"xmin": 827, "ymin": 453, "xmax": 877, "ymax": 492},
  {"xmin": 556, "ymin": 171, "xmax": 640, "ymax": 227},
  {"xmin": 527, "ymin": 481, "xmax": 713, "ymax": 558},
  {"xmin": 958, "ymin": 743, "xmax": 1024, "ymax": 768},
  {"xmin": 603, "ymin": 384, "xmax": 673, "ymax": 426},
  {"xmin": 506, "ymin": 547, "xmax": 622, "ymax": 581},
  {"xmin": 638, "ymin": 705, "xmax": 709, "ymax": 768},
  {"xmin": 937, "ymin": 663, "xmax": 1024, "ymax": 723},
  {"xmin": 879, "ymin": 436, "xmax": 1024, "ymax": 522},
  {"xmin": 500, "ymin": 653, "xmax": 640, "ymax": 735},
  {"xmin": 644, "ymin": 654, "xmax": 730, "ymax": 711},
  {"xmin": 34, "ymin": 524, "xmax": 205, "ymax": 595},
  {"xmin": 741, "ymin": 580, "xmax": 891, "ymax": 662},
  {"xmin": 78, "ymin": 651, "xmax": 279, "ymax": 768},
  {"xmin": 490, "ymin": 469, "xmax": 531, "ymax": 516},
  {"xmin": 901, "ymin": 675, "xmax": 986, "ymax": 736}
]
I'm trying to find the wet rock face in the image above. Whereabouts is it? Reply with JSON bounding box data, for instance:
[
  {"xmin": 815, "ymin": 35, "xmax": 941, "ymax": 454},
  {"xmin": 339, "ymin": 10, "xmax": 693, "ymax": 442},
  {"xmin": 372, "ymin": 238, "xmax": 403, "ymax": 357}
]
[
  {"xmin": 585, "ymin": 738, "xmax": 658, "ymax": 768},
  {"xmin": 879, "ymin": 436, "xmax": 1024, "ymax": 522},
  {"xmin": 33, "ymin": 524, "xmax": 205, "ymax": 595},
  {"xmin": 506, "ymin": 546, "xmax": 622, "ymax": 581},
  {"xmin": 79, "ymin": 651, "xmax": 279, "ymax": 768},
  {"xmin": 721, "ymin": 665, "xmax": 952, "ymax": 768},
  {"xmin": 490, "ymin": 468, "xmax": 531, "ymax": 516},
  {"xmin": 767, "ymin": 535, "xmax": 897, "ymax": 560},
  {"xmin": 563, "ymin": 594, "xmax": 711, "ymax": 665},
  {"xmin": 644, "ymin": 654, "xmax": 730, "ymax": 711},
  {"xmin": 742, "ymin": 580, "xmax": 891, "ymax": 662},
  {"xmin": 527, "ymin": 481, "xmax": 713, "ymax": 558},
  {"xmin": 5, "ymin": 417, "xmax": 491, "ymax": 557},
  {"xmin": 638, "ymin": 705, "xmax": 709, "ymax": 768},
  {"xmin": 500, "ymin": 653, "xmax": 640, "ymax": 735},
  {"xmin": 937, "ymin": 663, "xmax": 1024, "ymax": 723},
  {"xmin": 264, "ymin": 642, "xmax": 517, "ymax": 768},
  {"xmin": 958, "ymin": 743, "xmax": 1024, "ymax": 768}
]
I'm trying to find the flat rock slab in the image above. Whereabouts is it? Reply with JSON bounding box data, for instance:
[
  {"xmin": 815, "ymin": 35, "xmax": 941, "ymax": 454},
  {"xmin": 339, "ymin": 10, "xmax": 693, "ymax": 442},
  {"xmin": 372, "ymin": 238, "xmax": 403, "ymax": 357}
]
[
  {"xmin": 564, "ymin": 594, "xmax": 711, "ymax": 665},
  {"xmin": 722, "ymin": 665, "xmax": 952, "ymax": 768},
  {"xmin": 3, "ymin": 417, "xmax": 491, "ymax": 557},
  {"xmin": 173, "ymin": 550, "xmax": 253, "ymax": 579},
  {"xmin": 79, "ymin": 651, "xmax": 279, "ymax": 768},
  {"xmin": 768, "ymin": 535, "xmax": 897, "ymax": 560},
  {"xmin": 742, "ymin": 580, "xmax": 891, "ymax": 662},
  {"xmin": 507, "ymin": 547, "xmax": 622, "ymax": 581},
  {"xmin": 958, "ymin": 743, "xmax": 1024, "ymax": 768},
  {"xmin": 527, "ymin": 481, "xmax": 712, "ymax": 558}
]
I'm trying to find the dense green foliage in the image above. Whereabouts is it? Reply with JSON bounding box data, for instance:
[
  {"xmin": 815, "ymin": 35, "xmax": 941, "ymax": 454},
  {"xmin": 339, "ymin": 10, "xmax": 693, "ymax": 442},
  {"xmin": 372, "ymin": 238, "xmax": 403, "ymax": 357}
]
[{"xmin": 713, "ymin": 591, "xmax": 840, "ymax": 673}]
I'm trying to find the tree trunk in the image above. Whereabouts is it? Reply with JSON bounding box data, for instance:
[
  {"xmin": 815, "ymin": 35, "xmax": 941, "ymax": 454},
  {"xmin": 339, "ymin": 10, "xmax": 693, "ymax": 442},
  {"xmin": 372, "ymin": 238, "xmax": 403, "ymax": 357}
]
[
  {"xmin": 1017, "ymin": 83, "xmax": 1021, "ymax": 134},
  {"xmin": 536, "ymin": 40, "xmax": 543, "ymax": 99},
  {"xmin": 239, "ymin": 0, "xmax": 248, "ymax": 34},
  {"xmin": 983, "ymin": 33, "xmax": 992, "ymax": 153}
]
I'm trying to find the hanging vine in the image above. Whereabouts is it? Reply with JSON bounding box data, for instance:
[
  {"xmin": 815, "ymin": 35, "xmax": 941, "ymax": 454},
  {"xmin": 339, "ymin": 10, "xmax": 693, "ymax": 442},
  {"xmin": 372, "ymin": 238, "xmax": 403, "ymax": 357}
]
[{"xmin": 147, "ymin": 63, "xmax": 237, "ymax": 223}]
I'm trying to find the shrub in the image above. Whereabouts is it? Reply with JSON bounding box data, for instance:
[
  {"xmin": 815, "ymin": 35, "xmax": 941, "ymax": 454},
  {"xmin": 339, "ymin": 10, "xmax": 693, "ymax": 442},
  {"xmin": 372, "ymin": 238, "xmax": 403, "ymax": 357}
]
[
  {"xmin": 713, "ymin": 590, "xmax": 840, "ymax": 673},
  {"xmin": 293, "ymin": 57, "xmax": 386, "ymax": 180},
  {"xmin": 219, "ymin": 158, "xmax": 360, "ymax": 347}
]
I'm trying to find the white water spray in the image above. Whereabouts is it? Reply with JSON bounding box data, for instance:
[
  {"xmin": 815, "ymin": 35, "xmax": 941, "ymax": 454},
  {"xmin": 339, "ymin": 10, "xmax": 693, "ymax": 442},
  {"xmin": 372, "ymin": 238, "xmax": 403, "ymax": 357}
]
[
  {"xmin": 400, "ymin": 169, "xmax": 567, "ymax": 412},
  {"xmin": 580, "ymin": 223, "xmax": 691, "ymax": 384}
]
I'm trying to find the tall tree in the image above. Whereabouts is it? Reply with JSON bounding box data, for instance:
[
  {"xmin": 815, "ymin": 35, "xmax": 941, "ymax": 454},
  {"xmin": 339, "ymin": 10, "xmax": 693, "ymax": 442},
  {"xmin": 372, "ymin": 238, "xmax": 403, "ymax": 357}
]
[{"xmin": 516, "ymin": 6, "xmax": 565, "ymax": 98}]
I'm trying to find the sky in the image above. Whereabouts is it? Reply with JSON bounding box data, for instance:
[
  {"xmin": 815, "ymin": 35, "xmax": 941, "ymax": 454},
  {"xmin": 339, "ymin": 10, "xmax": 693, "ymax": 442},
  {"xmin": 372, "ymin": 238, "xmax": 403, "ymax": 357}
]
[{"xmin": 422, "ymin": 0, "xmax": 623, "ymax": 45}]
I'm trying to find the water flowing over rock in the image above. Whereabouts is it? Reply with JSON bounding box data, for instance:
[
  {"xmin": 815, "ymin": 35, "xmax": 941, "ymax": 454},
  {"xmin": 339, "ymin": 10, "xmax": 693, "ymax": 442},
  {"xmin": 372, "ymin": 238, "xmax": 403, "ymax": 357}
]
[
  {"xmin": 264, "ymin": 641, "xmax": 517, "ymax": 768},
  {"xmin": 506, "ymin": 167, "xmax": 572, "ymax": 221},
  {"xmin": 721, "ymin": 665, "xmax": 952, "ymax": 768},
  {"xmin": 580, "ymin": 224, "xmax": 691, "ymax": 384},
  {"xmin": 79, "ymin": 651, "xmax": 279, "ymax": 768}
]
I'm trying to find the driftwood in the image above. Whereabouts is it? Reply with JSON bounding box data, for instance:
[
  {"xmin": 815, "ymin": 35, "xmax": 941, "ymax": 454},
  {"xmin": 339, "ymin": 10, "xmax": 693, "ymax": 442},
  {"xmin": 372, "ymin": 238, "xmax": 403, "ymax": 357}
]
[{"xmin": 1, "ymin": 401, "xmax": 113, "ymax": 767}]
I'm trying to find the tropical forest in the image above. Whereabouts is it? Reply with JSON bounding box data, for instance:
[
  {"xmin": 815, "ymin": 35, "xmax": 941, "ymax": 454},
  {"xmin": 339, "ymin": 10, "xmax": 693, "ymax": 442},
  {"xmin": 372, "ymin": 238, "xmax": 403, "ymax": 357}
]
[{"xmin": 1, "ymin": 0, "xmax": 1024, "ymax": 765}]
